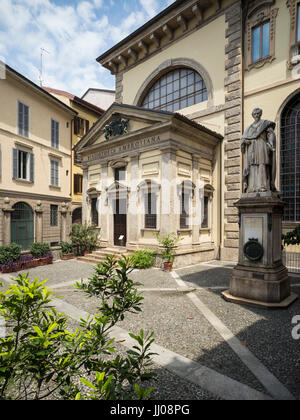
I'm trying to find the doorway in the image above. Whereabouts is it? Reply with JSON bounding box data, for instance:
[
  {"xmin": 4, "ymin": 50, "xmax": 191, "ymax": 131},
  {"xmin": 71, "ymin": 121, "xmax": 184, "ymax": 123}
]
[
  {"xmin": 11, "ymin": 202, "xmax": 34, "ymax": 250},
  {"xmin": 113, "ymin": 198, "xmax": 127, "ymax": 247}
]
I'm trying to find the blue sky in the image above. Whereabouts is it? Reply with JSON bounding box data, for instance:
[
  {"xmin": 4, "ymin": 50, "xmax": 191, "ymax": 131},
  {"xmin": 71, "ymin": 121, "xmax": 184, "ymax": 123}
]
[{"xmin": 0, "ymin": 0, "xmax": 175, "ymax": 96}]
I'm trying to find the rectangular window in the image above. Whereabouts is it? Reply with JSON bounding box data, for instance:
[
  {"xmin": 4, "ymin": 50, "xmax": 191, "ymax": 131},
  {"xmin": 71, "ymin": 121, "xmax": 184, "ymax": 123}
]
[
  {"xmin": 18, "ymin": 102, "xmax": 29, "ymax": 138},
  {"xmin": 74, "ymin": 174, "xmax": 83, "ymax": 195},
  {"xmin": 12, "ymin": 148, "xmax": 34, "ymax": 182},
  {"xmin": 252, "ymin": 21, "xmax": 270, "ymax": 63},
  {"xmin": 74, "ymin": 117, "xmax": 89, "ymax": 136},
  {"xmin": 91, "ymin": 197, "xmax": 98, "ymax": 226},
  {"xmin": 180, "ymin": 192, "xmax": 189, "ymax": 229},
  {"xmin": 145, "ymin": 193, "xmax": 157, "ymax": 229},
  {"xmin": 114, "ymin": 167, "xmax": 126, "ymax": 182},
  {"xmin": 202, "ymin": 196, "xmax": 209, "ymax": 229},
  {"xmin": 50, "ymin": 159, "xmax": 59, "ymax": 187},
  {"xmin": 51, "ymin": 119, "xmax": 59, "ymax": 149},
  {"xmin": 50, "ymin": 205, "xmax": 58, "ymax": 227}
]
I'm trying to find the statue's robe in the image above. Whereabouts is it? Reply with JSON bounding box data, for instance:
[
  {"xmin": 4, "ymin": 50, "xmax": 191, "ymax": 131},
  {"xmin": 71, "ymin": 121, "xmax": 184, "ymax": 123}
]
[{"xmin": 242, "ymin": 120, "xmax": 276, "ymax": 192}]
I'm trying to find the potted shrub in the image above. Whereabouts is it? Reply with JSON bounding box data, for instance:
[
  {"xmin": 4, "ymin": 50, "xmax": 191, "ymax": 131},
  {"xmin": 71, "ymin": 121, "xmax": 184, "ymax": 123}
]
[
  {"xmin": 155, "ymin": 233, "xmax": 182, "ymax": 272},
  {"xmin": 30, "ymin": 243, "xmax": 53, "ymax": 266},
  {"xmin": 20, "ymin": 254, "xmax": 38, "ymax": 270},
  {"xmin": 69, "ymin": 223, "xmax": 98, "ymax": 256},
  {"xmin": 129, "ymin": 249, "xmax": 156, "ymax": 269},
  {"xmin": 59, "ymin": 242, "xmax": 74, "ymax": 260}
]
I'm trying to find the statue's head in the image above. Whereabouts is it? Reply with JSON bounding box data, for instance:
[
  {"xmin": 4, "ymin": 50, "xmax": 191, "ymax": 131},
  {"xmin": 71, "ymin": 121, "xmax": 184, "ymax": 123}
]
[{"xmin": 252, "ymin": 108, "xmax": 263, "ymax": 122}]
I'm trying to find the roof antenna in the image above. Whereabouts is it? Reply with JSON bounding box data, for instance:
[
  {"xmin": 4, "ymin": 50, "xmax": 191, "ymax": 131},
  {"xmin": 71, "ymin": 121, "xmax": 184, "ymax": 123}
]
[{"xmin": 39, "ymin": 47, "xmax": 50, "ymax": 87}]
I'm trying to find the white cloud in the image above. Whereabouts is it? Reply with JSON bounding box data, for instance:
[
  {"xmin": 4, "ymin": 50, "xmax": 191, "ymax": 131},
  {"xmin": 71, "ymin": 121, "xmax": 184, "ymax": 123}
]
[{"xmin": 0, "ymin": 0, "xmax": 174, "ymax": 96}]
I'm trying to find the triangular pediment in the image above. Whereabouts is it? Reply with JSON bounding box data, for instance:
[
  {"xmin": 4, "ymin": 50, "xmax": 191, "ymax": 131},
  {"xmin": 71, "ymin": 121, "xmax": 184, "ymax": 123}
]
[{"xmin": 75, "ymin": 103, "xmax": 175, "ymax": 152}]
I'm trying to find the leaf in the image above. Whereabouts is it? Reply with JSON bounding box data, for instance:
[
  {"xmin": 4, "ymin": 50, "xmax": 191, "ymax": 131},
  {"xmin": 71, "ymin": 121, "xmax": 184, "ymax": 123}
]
[
  {"xmin": 80, "ymin": 377, "xmax": 97, "ymax": 390},
  {"xmin": 32, "ymin": 325, "xmax": 44, "ymax": 339}
]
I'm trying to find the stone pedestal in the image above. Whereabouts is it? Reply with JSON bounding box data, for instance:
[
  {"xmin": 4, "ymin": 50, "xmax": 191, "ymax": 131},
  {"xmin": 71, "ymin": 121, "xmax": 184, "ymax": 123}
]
[{"xmin": 222, "ymin": 193, "xmax": 298, "ymax": 308}]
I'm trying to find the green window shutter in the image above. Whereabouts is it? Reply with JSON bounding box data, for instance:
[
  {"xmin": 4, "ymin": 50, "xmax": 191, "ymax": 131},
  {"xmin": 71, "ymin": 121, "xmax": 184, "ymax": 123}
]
[
  {"xmin": 56, "ymin": 121, "xmax": 59, "ymax": 148},
  {"xmin": 51, "ymin": 119, "xmax": 55, "ymax": 147},
  {"xmin": 18, "ymin": 102, "xmax": 23, "ymax": 136},
  {"xmin": 12, "ymin": 148, "xmax": 18, "ymax": 179},
  {"xmin": 29, "ymin": 153, "xmax": 34, "ymax": 183},
  {"xmin": 24, "ymin": 105, "xmax": 29, "ymax": 138}
]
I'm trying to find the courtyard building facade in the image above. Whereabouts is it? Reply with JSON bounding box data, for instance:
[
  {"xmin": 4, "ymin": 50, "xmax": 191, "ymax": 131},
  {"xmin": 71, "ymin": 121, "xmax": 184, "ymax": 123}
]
[
  {"xmin": 76, "ymin": 0, "xmax": 300, "ymax": 265},
  {"xmin": 43, "ymin": 87, "xmax": 104, "ymax": 225},
  {"xmin": 0, "ymin": 65, "xmax": 77, "ymax": 250}
]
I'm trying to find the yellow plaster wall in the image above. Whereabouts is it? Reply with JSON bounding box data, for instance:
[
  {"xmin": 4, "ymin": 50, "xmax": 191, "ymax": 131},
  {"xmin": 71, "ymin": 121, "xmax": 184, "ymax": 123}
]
[
  {"xmin": 0, "ymin": 74, "xmax": 73, "ymax": 199},
  {"xmin": 122, "ymin": 15, "xmax": 227, "ymax": 112},
  {"xmin": 50, "ymin": 93, "xmax": 101, "ymax": 204}
]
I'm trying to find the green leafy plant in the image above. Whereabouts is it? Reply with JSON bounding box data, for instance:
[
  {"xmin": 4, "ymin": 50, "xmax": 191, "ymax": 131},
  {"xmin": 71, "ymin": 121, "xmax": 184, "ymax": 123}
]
[
  {"xmin": 0, "ymin": 244, "xmax": 21, "ymax": 265},
  {"xmin": 69, "ymin": 223, "xmax": 98, "ymax": 255},
  {"xmin": 30, "ymin": 242, "xmax": 51, "ymax": 259},
  {"xmin": 155, "ymin": 233, "xmax": 182, "ymax": 263},
  {"xmin": 0, "ymin": 256, "xmax": 156, "ymax": 400},
  {"xmin": 129, "ymin": 249, "xmax": 156, "ymax": 269},
  {"xmin": 282, "ymin": 225, "xmax": 300, "ymax": 246},
  {"xmin": 59, "ymin": 242, "xmax": 74, "ymax": 255}
]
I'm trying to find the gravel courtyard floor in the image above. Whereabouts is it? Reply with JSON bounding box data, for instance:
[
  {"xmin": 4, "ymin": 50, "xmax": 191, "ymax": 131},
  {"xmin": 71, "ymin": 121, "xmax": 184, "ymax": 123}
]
[{"xmin": 1, "ymin": 259, "xmax": 299, "ymax": 401}]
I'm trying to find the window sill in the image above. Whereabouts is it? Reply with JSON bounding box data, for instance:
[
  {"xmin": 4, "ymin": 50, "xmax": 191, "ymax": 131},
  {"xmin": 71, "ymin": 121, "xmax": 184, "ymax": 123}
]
[
  {"xmin": 200, "ymin": 228, "xmax": 211, "ymax": 233},
  {"xmin": 246, "ymin": 55, "xmax": 275, "ymax": 71},
  {"xmin": 141, "ymin": 228, "xmax": 160, "ymax": 233},
  {"xmin": 49, "ymin": 185, "xmax": 61, "ymax": 190},
  {"xmin": 178, "ymin": 229, "xmax": 192, "ymax": 234},
  {"xmin": 13, "ymin": 178, "xmax": 33, "ymax": 184}
]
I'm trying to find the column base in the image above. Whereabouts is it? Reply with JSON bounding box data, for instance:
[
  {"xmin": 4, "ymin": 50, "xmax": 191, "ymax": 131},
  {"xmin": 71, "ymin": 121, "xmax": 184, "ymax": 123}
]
[{"xmin": 222, "ymin": 290, "xmax": 298, "ymax": 309}]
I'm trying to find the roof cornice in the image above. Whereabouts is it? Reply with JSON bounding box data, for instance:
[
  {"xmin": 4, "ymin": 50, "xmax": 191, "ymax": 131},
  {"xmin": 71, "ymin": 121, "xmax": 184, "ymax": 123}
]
[
  {"xmin": 6, "ymin": 66, "xmax": 77, "ymax": 116},
  {"xmin": 97, "ymin": 0, "xmax": 216, "ymax": 74}
]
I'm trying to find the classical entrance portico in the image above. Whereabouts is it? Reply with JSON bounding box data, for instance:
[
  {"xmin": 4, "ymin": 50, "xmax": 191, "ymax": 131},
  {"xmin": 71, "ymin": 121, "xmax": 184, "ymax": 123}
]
[{"xmin": 75, "ymin": 103, "xmax": 223, "ymax": 267}]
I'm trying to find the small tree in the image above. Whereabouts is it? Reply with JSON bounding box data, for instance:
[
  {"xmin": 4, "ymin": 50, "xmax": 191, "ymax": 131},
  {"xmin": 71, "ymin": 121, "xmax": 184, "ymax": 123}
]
[
  {"xmin": 155, "ymin": 233, "xmax": 182, "ymax": 263},
  {"xmin": 0, "ymin": 256, "xmax": 156, "ymax": 400},
  {"xmin": 69, "ymin": 223, "xmax": 98, "ymax": 256}
]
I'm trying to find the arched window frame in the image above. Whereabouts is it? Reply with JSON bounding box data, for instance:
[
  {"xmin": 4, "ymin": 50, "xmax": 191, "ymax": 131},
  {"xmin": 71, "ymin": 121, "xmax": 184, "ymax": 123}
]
[
  {"xmin": 278, "ymin": 92, "xmax": 300, "ymax": 223},
  {"xmin": 134, "ymin": 58, "xmax": 214, "ymax": 110}
]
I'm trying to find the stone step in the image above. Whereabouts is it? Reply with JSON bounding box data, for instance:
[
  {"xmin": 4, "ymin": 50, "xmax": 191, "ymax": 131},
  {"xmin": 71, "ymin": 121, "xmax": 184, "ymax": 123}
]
[{"xmin": 77, "ymin": 249, "xmax": 132, "ymax": 265}]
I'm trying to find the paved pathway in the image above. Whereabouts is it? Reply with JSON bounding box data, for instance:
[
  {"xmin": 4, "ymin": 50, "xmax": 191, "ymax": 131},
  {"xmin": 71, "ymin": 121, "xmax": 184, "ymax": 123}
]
[{"xmin": 1, "ymin": 260, "xmax": 299, "ymax": 400}]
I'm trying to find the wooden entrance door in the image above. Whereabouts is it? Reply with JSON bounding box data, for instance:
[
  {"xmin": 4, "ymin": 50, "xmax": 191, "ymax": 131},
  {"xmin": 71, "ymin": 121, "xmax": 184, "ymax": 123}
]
[{"xmin": 114, "ymin": 199, "xmax": 127, "ymax": 247}]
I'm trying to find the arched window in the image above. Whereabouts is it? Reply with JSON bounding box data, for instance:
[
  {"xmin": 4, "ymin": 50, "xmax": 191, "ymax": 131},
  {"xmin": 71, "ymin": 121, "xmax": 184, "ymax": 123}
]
[
  {"xmin": 280, "ymin": 94, "xmax": 300, "ymax": 222},
  {"xmin": 141, "ymin": 68, "xmax": 208, "ymax": 113}
]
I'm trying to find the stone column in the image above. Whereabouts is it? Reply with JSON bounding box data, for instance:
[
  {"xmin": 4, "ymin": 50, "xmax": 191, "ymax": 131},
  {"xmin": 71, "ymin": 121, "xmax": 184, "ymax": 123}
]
[
  {"xmin": 82, "ymin": 165, "xmax": 89, "ymax": 224},
  {"xmin": 160, "ymin": 147, "xmax": 177, "ymax": 236},
  {"xmin": 100, "ymin": 163, "xmax": 109, "ymax": 248},
  {"xmin": 127, "ymin": 155, "xmax": 139, "ymax": 248},
  {"xmin": 192, "ymin": 156, "xmax": 200, "ymax": 245},
  {"xmin": 2, "ymin": 198, "xmax": 13, "ymax": 246},
  {"xmin": 60, "ymin": 203, "xmax": 68, "ymax": 242},
  {"xmin": 35, "ymin": 201, "xmax": 43, "ymax": 243}
]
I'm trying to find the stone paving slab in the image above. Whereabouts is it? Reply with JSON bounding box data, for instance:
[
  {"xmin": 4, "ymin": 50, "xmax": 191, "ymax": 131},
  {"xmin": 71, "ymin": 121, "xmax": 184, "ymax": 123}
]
[
  {"xmin": 1, "ymin": 260, "xmax": 299, "ymax": 399},
  {"xmin": 177, "ymin": 264, "xmax": 300, "ymax": 400}
]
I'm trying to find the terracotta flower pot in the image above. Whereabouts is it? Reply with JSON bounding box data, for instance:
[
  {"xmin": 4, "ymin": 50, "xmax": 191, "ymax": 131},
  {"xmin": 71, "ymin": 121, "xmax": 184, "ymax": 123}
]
[
  {"xmin": 38, "ymin": 257, "xmax": 53, "ymax": 266},
  {"xmin": 61, "ymin": 253, "xmax": 74, "ymax": 260},
  {"xmin": 163, "ymin": 262, "xmax": 173, "ymax": 272},
  {"xmin": 24, "ymin": 260, "xmax": 39, "ymax": 269}
]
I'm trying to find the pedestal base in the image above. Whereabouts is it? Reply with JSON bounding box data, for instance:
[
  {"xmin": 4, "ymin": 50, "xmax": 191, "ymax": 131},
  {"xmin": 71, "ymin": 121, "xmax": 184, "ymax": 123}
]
[
  {"xmin": 225, "ymin": 194, "xmax": 298, "ymax": 309},
  {"xmin": 222, "ymin": 290, "xmax": 298, "ymax": 309}
]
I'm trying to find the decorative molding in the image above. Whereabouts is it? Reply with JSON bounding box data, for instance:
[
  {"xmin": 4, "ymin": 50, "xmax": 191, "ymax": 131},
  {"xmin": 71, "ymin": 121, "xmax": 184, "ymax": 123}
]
[
  {"xmin": 245, "ymin": 2, "xmax": 278, "ymax": 71},
  {"xmin": 177, "ymin": 14, "xmax": 188, "ymax": 32},
  {"xmin": 287, "ymin": 0, "xmax": 300, "ymax": 69}
]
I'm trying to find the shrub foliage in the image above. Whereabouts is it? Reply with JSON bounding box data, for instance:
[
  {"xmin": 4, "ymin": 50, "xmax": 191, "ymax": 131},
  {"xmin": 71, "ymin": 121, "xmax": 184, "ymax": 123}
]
[{"xmin": 0, "ymin": 256, "xmax": 155, "ymax": 400}]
